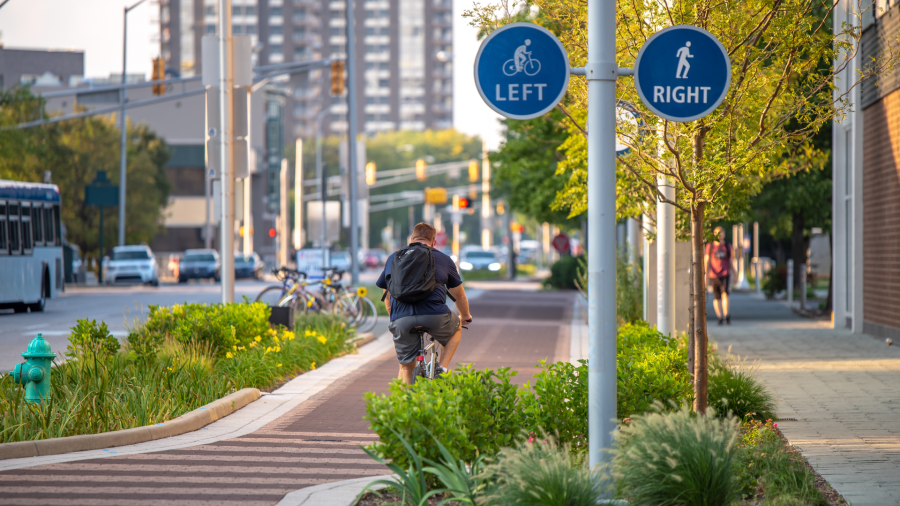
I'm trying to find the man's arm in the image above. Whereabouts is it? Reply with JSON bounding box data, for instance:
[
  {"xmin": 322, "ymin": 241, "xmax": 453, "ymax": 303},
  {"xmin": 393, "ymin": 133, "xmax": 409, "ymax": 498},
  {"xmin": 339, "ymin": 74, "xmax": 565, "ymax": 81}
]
[
  {"xmin": 382, "ymin": 289, "xmax": 391, "ymax": 316},
  {"xmin": 448, "ymin": 285, "xmax": 472, "ymax": 323}
]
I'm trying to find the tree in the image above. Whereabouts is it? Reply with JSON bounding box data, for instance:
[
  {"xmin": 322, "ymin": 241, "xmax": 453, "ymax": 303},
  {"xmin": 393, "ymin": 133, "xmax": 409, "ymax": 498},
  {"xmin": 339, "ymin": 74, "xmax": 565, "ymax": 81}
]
[
  {"xmin": 0, "ymin": 87, "xmax": 171, "ymax": 261},
  {"xmin": 489, "ymin": 111, "xmax": 576, "ymax": 226},
  {"xmin": 467, "ymin": 0, "xmax": 867, "ymax": 412}
]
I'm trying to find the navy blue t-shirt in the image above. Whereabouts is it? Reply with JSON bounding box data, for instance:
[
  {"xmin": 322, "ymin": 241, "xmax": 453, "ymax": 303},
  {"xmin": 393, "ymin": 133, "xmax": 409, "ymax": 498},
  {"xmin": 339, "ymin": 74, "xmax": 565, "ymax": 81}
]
[{"xmin": 376, "ymin": 246, "xmax": 462, "ymax": 321}]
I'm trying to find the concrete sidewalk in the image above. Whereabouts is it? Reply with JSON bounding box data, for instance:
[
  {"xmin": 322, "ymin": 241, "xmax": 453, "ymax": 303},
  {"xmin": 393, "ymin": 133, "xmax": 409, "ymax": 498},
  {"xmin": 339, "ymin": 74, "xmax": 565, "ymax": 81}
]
[
  {"xmin": 0, "ymin": 288, "xmax": 574, "ymax": 505},
  {"xmin": 710, "ymin": 292, "xmax": 900, "ymax": 506}
]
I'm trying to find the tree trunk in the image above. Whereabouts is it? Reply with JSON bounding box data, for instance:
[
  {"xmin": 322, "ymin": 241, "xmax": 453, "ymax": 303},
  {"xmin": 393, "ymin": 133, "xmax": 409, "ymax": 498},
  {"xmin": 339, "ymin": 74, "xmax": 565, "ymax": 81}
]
[
  {"xmin": 791, "ymin": 212, "xmax": 805, "ymax": 289},
  {"xmin": 691, "ymin": 202, "xmax": 708, "ymax": 413}
]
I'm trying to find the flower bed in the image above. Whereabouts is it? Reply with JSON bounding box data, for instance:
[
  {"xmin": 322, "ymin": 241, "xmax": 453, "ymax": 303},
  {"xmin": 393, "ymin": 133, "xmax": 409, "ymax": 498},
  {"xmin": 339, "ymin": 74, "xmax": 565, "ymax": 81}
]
[{"xmin": 0, "ymin": 303, "xmax": 354, "ymax": 443}]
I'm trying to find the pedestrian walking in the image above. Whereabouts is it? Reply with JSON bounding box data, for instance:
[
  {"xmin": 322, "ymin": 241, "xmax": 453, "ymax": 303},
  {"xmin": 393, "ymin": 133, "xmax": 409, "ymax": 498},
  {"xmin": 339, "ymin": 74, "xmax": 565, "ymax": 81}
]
[{"xmin": 705, "ymin": 226, "xmax": 733, "ymax": 325}]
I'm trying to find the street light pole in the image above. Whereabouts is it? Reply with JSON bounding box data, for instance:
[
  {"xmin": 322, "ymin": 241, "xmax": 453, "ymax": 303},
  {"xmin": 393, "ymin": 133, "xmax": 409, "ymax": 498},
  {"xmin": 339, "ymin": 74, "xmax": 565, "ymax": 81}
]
[
  {"xmin": 218, "ymin": 0, "xmax": 235, "ymax": 303},
  {"xmin": 346, "ymin": 0, "xmax": 361, "ymax": 286},
  {"xmin": 316, "ymin": 107, "xmax": 331, "ymax": 272},
  {"xmin": 119, "ymin": 0, "xmax": 148, "ymax": 247},
  {"xmin": 586, "ymin": 0, "xmax": 618, "ymax": 470}
]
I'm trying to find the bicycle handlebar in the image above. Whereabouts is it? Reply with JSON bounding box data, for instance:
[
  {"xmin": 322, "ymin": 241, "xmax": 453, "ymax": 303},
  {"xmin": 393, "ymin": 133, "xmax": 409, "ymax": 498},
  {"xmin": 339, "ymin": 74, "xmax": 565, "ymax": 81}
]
[{"xmin": 272, "ymin": 267, "xmax": 308, "ymax": 281}]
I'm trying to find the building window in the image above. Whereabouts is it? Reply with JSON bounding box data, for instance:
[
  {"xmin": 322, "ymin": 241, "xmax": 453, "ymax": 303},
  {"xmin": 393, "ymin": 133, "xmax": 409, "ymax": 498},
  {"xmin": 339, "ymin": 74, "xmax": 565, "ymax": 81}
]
[
  {"xmin": 270, "ymin": 6, "xmax": 283, "ymax": 16},
  {"xmin": 206, "ymin": 6, "xmax": 215, "ymax": 15},
  {"xmin": 293, "ymin": 10, "xmax": 305, "ymax": 22},
  {"xmin": 270, "ymin": 44, "xmax": 284, "ymax": 55},
  {"xmin": 246, "ymin": 5, "xmax": 257, "ymax": 15},
  {"xmin": 331, "ymin": 27, "xmax": 344, "ymax": 36},
  {"xmin": 294, "ymin": 28, "xmax": 307, "ymax": 40},
  {"xmin": 206, "ymin": 24, "xmax": 216, "ymax": 34},
  {"xmin": 233, "ymin": 25, "xmax": 243, "ymax": 34},
  {"xmin": 232, "ymin": 5, "xmax": 242, "ymax": 16},
  {"xmin": 271, "ymin": 25, "xmax": 283, "ymax": 35},
  {"xmin": 379, "ymin": 79, "xmax": 389, "ymax": 88},
  {"xmin": 246, "ymin": 24, "xmax": 257, "ymax": 35}
]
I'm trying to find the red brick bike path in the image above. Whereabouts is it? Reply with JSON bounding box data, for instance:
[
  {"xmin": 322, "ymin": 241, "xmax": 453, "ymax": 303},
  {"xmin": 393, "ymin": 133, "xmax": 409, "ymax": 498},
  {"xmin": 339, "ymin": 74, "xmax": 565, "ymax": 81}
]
[{"xmin": 0, "ymin": 289, "xmax": 574, "ymax": 506}]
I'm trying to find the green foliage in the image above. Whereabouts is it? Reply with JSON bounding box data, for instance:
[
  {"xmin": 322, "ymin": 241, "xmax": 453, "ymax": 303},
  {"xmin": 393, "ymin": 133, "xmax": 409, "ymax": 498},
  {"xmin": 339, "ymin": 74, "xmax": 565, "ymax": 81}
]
[
  {"xmin": 616, "ymin": 248, "xmax": 643, "ymax": 325},
  {"xmin": 0, "ymin": 308, "xmax": 353, "ymax": 443},
  {"xmin": 613, "ymin": 405, "xmax": 740, "ymax": 506},
  {"xmin": 0, "ymin": 87, "xmax": 171, "ymax": 259},
  {"xmin": 131, "ymin": 302, "xmax": 271, "ymax": 357},
  {"xmin": 734, "ymin": 420, "xmax": 827, "ymax": 505},
  {"xmin": 479, "ymin": 437, "xmax": 610, "ymax": 506},
  {"xmin": 422, "ymin": 434, "xmax": 488, "ymax": 505},
  {"xmin": 763, "ymin": 265, "xmax": 788, "ymax": 299},
  {"xmin": 543, "ymin": 254, "xmax": 582, "ymax": 290},
  {"xmin": 708, "ymin": 355, "xmax": 777, "ymax": 421},
  {"xmin": 518, "ymin": 360, "xmax": 588, "ymax": 450},
  {"xmin": 68, "ymin": 319, "xmax": 121, "ymax": 356},
  {"xmin": 489, "ymin": 112, "xmax": 575, "ymax": 226},
  {"xmin": 364, "ymin": 366, "xmax": 522, "ymax": 469},
  {"xmin": 617, "ymin": 323, "xmax": 693, "ymax": 419},
  {"xmin": 361, "ymin": 430, "xmax": 439, "ymax": 506}
]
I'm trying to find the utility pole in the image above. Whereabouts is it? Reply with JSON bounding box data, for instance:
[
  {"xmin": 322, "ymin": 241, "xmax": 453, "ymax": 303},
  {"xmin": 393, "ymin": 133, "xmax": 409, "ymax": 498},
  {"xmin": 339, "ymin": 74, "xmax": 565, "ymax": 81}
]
[
  {"xmin": 218, "ymin": 0, "xmax": 235, "ymax": 303},
  {"xmin": 119, "ymin": 0, "xmax": 148, "ymax": 246},
  {"xmin": 294, "ymin": 139, "xmax": 303, "ymax": 252},
  {"xmin": 346, "ymin": 0, "xmax": 360, "ymax": 286},
  {"xmin": 481, "ymin": 140, "xmax": 492, "ymax": 249},
  {"xmin": 280, "ymin": 158, "xmax": 289, "ymax": 267},
  {"xmin": 586, "ymin": 0, "xmax": 618, "ymax": 470}
]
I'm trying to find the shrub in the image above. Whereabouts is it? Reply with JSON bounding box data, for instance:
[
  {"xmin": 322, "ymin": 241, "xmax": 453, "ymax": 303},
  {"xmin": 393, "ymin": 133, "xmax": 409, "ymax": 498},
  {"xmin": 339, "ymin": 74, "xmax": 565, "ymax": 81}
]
[
  {"xmin": 479, "ymin": 437, "xmax": 610, "ymax": 506},
  {"xmin": 707, "ymin": 354, "xmax": 776, "ymax": 421},
  {"xmin": 762, "ymin": 265, "xmax": 787, "ymax": 299},
  {"xmin": 543, "ymin": 254, "xmax": 583, "ymax": 290},
  {"xmin": 613, "ymin": 405, "xmax": 740, "ymax": 506},
  {"xmin": 364, "ymin": 366, "xmax": 522, "ymax": 468},
  {"xmin": 617, "ymin": 323, "xmax": 693, "ymax": 419},
  {"xmin": 69, "ymin": 319, "xmax": 121, "ymax": 356},
  {"xmin": 616, "ymin": 248, "xmax": 643, "ymax": 325},
  {"xmin": 518, "ymin": 360, "xmax": 588, "ymax": 451},
  {"xmin": 131, "ymin": 301, "xmax": 271, "ymax": 357}
]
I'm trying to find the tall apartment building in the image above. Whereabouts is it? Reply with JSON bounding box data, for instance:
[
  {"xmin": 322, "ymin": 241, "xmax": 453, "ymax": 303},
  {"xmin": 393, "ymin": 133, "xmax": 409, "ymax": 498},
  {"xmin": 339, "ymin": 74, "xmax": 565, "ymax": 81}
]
[{"xmin": 158, "ymin": 0, "xmax": 452, "ymax": 140}]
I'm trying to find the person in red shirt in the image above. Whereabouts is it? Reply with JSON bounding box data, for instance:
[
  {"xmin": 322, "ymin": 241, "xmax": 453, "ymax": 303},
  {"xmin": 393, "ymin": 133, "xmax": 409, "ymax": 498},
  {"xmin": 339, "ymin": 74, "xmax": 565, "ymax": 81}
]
[{"xmin": 705, "ymin": 226, "xmax": 733, "ymax": 325}]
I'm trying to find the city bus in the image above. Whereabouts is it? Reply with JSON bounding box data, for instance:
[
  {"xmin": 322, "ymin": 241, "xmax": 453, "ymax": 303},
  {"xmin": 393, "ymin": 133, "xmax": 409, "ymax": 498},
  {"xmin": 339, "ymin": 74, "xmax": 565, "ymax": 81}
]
[{"xmin": 0, "ymin": 180, "xmax": 63, "ymax": 313}]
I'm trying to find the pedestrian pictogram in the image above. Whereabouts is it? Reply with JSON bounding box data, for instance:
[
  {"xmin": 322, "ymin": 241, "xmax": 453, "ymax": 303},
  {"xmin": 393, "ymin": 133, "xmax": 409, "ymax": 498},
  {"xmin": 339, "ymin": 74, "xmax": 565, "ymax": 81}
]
[
  {"xmin": 475, "ymin": 22, "xmax": 570, "ymax": 120},
  {"xmin": 634, "ymin": 25, "xmax": 731, "ymax": 123}
]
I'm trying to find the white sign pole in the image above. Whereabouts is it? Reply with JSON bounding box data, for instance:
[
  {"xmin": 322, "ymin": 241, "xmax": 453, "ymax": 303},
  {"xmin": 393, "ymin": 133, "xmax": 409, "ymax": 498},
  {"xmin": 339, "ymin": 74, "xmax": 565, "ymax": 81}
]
[
  {"xmin": 587, "ymin": 0, "xmax": 618, "ymax": 470},
  {"xmin": 218, "ymin": 0, "xmax": 235, "ymax": 303},
  {"xmin": 657, "ymin": 171, "xmax": 675, "ymax": 336}
]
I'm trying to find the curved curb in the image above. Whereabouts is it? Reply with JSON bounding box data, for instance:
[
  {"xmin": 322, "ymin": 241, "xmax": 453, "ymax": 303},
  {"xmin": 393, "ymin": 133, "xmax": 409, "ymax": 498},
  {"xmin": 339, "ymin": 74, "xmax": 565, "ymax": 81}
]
[
  {"xmin": 0, "ymin": 387, "xmax": 260, "ymax": 461},
  {"xmin": 275, "ymin": 474, "xmax": 394, "ymax": 506}
]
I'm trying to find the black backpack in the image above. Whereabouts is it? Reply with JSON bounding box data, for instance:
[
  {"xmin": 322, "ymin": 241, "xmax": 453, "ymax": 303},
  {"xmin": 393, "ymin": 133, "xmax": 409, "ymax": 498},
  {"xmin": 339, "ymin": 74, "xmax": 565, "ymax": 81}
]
[{"xmin": 383, "ymin": 243, "xmax": 438, "ymax": 303}]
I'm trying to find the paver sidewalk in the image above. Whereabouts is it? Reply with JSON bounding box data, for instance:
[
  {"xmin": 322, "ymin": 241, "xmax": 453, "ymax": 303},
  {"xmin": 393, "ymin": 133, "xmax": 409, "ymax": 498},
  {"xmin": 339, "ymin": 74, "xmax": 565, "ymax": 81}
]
[
  {"xmin": 710, "ymin": 293, "xmax": 900, "ymax": 506},
  {"xmin": 0, "ymin": 289, "xmax": 574, "ymax": 506}
]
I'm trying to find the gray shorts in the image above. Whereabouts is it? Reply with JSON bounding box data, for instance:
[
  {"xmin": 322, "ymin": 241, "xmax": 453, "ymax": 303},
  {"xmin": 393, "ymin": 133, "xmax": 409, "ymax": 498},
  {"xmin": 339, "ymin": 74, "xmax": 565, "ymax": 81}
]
[{"xmin": 388, "ymin": 312, "xmax": 461, "ymax": 364}]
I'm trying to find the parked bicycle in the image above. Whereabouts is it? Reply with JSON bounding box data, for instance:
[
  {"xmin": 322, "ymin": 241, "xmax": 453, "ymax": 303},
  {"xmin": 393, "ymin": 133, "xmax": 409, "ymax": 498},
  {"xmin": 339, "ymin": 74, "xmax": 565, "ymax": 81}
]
[
  {"xmin": 318, "ymin": 268, "xmax": 378, "ymax": 333},
  {"xmin": 254, "ymin": 268, "xmax": 327, "ymax": 316}
]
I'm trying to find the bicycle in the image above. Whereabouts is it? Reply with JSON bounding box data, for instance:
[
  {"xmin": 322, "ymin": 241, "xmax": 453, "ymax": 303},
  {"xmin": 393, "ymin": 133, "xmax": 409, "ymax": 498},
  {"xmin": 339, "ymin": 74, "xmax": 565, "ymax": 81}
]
[
  {"xmin": 255, "ymin": 268, "xmax": 327, "ymax": 315},
  {"xmin": 316, "ymin": 268, "xmax": 379, "ymax": 332},
  {"xmin": 502, "ymin": 55, "xmax": 541, "ymax": 76},
  {"xmin": 411, "ymin": 317, "xmax": 470, "ymax": 383}
]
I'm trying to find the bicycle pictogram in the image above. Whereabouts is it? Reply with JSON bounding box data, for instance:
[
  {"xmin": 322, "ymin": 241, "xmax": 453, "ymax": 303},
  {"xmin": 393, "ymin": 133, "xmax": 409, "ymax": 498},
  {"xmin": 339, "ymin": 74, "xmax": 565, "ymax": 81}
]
[{"xmin": 502, "ymin": 39, "xmax": 542, "ymax": 76}]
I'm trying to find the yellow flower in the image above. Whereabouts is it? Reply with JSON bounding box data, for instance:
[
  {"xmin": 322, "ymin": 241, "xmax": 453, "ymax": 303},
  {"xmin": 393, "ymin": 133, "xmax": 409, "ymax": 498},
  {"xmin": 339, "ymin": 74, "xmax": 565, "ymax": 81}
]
[
  {"xmin": 238, "ymin": 346, "xmax": 246, "ymax": 351},
  {"xmin": 305, "ymin": 330, "xmax": 314, "ymax": 337},
  {"xmin": 265, "ymin": 347, "xmax": 272, "ymax": 353},
  {"xmin": 307, "ymin": 299, "xmax": 314, "ymax": 307},
  {"xmin": 254, "ymin": 336, "xmax": 262, "ymax": 342},
  {"xmin": 310, "ymin": 362, "xmax": 316, "ymax": 370},
  {"xmin": 226, "ymin": 352, "xmax": 234, "ymax": 358},
  {"xmin": 317, "ymin": 335, "xmax": 327, "ymax": 344},
  {"xmin": 249, "ymin": 342, "xmax": 257, "ymax": 348},
  {"xmin": 283, "ymin": 331, "xmax": 295, "ymax": 340},
  {"xmin": 277, "ymin": 363, "xmax": 282, "ymax": 367},
  {"xmin": 233, "ymin": 345, "xmax": 237, "ymax": 351},
  {"xmin": 274, "ymin": 346, "xmax": 281, "ymax": 353},
  {"xmin": 268, "ymin": 329, "xmax": 277, "ymax": 336},
  {"xmin": 356, "ymin": 286, "xmax": 368, "ymax": 297}
]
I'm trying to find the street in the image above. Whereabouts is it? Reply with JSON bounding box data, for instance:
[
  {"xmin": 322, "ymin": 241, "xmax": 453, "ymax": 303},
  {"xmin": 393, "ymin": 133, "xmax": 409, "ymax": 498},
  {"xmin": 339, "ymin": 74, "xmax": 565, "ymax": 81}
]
[{"xmin": 0, "ymin": 281, "xmax": 272, "ymax": 372}]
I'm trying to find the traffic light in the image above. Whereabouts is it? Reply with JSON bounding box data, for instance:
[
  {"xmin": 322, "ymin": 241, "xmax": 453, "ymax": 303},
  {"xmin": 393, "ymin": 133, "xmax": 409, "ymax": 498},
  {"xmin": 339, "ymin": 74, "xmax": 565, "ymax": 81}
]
[
  {"xmin": 458, "ymin": 197, "xmax": 469, "ymax": 209},
  {"xmin": 416, "ymin": 159, "xmax": 427, "ymax": 181},
  {"xmin": 366, "ymin": 162, "xmax": 376, "ymax": 185},
  {"xmin": 496, "ymin": 202, "xmax": 505, "ymax": 215},
  {"xmin": 330, "ymin": 60, "xmax": 345, "ymax": 95},
  {"xmin": 268, "ymin": 228, "xmax": 277, "ymax": 238},
  {"xmin": 151, "ymin": 57, "xmax": 165, "ymax": 95},
  {"xmin": 468, "ymin": 160, "xmax": 479, "ymax": 182}
]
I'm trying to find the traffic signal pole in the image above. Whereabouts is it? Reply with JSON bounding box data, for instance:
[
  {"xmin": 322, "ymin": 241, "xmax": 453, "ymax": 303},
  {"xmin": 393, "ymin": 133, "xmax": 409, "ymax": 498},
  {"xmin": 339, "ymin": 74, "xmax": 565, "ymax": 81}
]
[
  {"xmin": 586, "ymin": 0, "xmax": 618, "ymax": 470},
  {"xmin": 218, "ymin": 0, "xmax": 235, "ymax": 303},
  {"xmin": 346, "ymin": 0, "xmax": 360, "ymax": 286}
]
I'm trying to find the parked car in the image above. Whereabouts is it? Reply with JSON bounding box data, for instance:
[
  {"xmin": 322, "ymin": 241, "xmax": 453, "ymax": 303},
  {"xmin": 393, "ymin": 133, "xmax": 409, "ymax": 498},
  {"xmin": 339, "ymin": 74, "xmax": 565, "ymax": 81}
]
[
  {"xmin": 330, "ymin": 250, "xmax": 352, "ymax": 273},
  {"xmin": 459, "ymin": 249, "xmax": 501, "ymax": 272},
  {"xmin": 178, "ymin": 249, "xmax": 221, "ymax": 283},
  {"xmin": 235, "ymin": 252, "xmax": 265, "ymax": 279},
  {"xmin": 361, "ymin": 248, "xmax": 387, "ymax": 269},
  {"xmin": 104, "ymin": 245, "xmax": 159, "ymax": 286}
]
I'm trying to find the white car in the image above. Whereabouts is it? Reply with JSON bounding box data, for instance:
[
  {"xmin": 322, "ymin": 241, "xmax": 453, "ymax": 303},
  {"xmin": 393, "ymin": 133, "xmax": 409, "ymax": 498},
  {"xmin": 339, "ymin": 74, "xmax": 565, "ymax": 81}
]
[{"xmin": 104, "ymin": 245, "xmax": 159, "ymax": 286}]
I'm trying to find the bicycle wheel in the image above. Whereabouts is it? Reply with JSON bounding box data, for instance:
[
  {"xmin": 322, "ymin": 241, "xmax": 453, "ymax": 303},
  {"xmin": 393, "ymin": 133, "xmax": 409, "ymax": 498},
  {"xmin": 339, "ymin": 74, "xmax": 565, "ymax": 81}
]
[
  {"xmin": 502, "ymin": 59, "xmax": 518, "ymax": 76},
  {"xmin": 524, "ymin": 59, "xmax": 541, "ymax": 76},
  {"xmin": 255, "ymin": 285, "xmax": 287, "ymax": 306},
  {"xmin": 355, "ymin": 297, "xmax": 378, "ymax": 333},
  {"xmin": 332, "ymin": 293, "xmax": 364, "ymax": 326}
]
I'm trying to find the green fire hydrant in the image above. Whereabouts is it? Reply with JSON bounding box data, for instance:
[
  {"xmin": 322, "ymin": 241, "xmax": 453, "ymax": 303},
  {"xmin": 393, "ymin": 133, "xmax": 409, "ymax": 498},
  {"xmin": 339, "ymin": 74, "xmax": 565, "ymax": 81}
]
[{"xmin": 10, "ymin": 333, "xmax": 57, "ymax": 404}]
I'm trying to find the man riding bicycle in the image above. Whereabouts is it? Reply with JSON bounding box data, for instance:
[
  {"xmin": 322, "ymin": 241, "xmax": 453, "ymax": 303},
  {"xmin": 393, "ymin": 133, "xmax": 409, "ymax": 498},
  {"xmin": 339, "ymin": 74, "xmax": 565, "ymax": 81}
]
[{"xmin": 376, "ymin": 223, "xmax": 473, "ymax": 384}]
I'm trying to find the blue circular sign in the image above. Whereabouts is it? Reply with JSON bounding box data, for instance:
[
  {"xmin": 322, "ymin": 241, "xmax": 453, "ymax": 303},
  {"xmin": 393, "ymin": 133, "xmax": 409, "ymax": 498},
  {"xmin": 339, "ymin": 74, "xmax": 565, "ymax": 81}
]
[
  {"xmin": 475, "ymin": 23, "xmax": 570, "ymax": 120},
  {"xmin": 634, "ymin": 25, "xmax": 731, "ymax": 123}
]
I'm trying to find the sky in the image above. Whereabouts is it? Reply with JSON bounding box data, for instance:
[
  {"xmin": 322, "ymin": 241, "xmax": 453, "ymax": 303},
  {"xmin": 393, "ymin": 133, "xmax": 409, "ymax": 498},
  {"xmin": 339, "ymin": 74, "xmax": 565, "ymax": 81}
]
[{"xmin": 0, "ymin": 0, "xmax": 504, "ymax": 150}]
